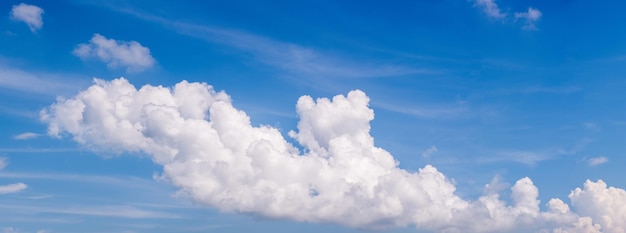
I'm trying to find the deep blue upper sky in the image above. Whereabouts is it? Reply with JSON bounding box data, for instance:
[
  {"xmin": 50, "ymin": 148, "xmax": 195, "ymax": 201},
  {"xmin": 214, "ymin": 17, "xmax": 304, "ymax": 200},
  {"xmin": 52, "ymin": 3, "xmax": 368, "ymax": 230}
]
[{"xmin": 2, "ymin": 0, "xmax": 626, "ymax": 232}]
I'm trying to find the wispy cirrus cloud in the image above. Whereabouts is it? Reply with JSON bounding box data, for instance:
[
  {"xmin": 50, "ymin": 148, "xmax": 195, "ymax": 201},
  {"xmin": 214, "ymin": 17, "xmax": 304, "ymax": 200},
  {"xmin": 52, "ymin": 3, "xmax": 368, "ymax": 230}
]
[
  {"xmin": 0, "ymin": 183, "xmax": 27, "ymax": 194},
  {"xmin": 373, "ymin": 100, "xmax": 470, "ymax": 119},
  {"xmin": 13, "ymin": 132, "xmax": 41, "ymax": 140},
  {"xmin": 0, "ymin": 203, "xmax": 179, "ymax": 219},
  {"xmin": 587, "ymin": 156, "xmax": 608, "ymax": 166},
  {"xmin": 479, "ymin": 138, "xmax": 591, "ymax": 165},
  {"xmin": 421, "ymin": 145, "xmax": 438, "ymax": 158},
  {"xmin": 0, "ymin": 65, "xmax": 83, "ymax": 96},
  {"xmin": 97, "ymin": 4, "xmax": 429, "ymax": 79},
  {"xmin": 0, "ymin": 172, "xmax": 157, "ymax": 190},
  {"xmin": 0, "ymin": 148, "xmax": 80, "ymax": 153},
  {"xmin": 0, "ymin": 157, "xmax": 27, "ymax": 195},
  {"xmin": 484, "ymin": 149, "xmax": 567, "ymax": 165}
]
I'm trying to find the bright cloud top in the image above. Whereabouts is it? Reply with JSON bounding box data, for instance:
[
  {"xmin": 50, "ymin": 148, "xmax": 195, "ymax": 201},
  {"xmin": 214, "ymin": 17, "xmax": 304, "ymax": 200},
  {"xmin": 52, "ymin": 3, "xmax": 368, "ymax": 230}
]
[
  {"xmin": 42, "ymin": 78, "xmax": 626, "ymax": 232},
  {"xmin": 10, "ymin": 3, "xmax": 43, "ymax": 32},
  {"xmin": 73, "ymin": 34, "xmax": 156, "ymax": 72}
]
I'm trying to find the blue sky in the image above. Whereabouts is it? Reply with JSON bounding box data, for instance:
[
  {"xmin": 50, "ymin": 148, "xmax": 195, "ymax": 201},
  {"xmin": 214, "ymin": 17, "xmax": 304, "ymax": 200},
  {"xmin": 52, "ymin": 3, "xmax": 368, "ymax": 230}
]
[{"xmin": 2, "ymin": 0, "xmax": 626, "ymax": 232}]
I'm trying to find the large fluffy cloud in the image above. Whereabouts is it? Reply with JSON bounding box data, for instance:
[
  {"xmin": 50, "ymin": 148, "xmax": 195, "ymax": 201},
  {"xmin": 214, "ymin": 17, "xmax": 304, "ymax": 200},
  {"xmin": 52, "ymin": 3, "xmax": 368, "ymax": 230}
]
[
  {"xmin": 42, "ymin": 78, "xmax": 626, "ymax": 232},
  {"xmin": 570, "ymin": 180, "xmax": 626, "ymax": 233},
  {"xmin": 73, "ymin": 34, "xmax": 156, "ymax": 72},
  {"xmin": 10, "ymin": 3, "xmax": 44, "ymax": 32}
]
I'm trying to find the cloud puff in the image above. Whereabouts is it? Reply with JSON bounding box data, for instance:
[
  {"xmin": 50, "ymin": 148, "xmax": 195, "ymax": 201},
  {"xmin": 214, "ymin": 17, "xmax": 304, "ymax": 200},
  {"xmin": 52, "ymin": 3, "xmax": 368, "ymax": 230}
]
[
  {"xmin": 587, "ymin": 156, "xmax": 608, "ymax": 166},
  {"xmin": 42, "ymin": 78, "xmax": 626, "ymax": 232},
  {"xmin": 0, "ymin": 183, "xmax": 27, "ymax": 194},
  {"xmin": 421, "ymin": 145, "xmax": 438, "ymax": 158},
  {"xmin": 13, "ymin": 132, "xmax": 40, "ymax": 140},
  {"xmin": 73, "ymin": 34, "xmax": 156, "ymax": 72},
  {"xmin": 473, "ymin": 1, "xmax": 542, "ymax": 30},
  {"xmin": 570, "ymin": 180, "xmax": 626, "ymax": 233},
  {"xmin": 515, "ymin": 7, "xmax": 542, "ymax": 30},
  {"xmin": 474, "ymin": 0, "xmax": 506, "ymax": 19},
  {"xmin": 10, "ymin": 3, "xmax": 43, "ymax": 32},
  {"xmin": 0, "ymin": 157, "xmax": 5, "ymax": 170}
]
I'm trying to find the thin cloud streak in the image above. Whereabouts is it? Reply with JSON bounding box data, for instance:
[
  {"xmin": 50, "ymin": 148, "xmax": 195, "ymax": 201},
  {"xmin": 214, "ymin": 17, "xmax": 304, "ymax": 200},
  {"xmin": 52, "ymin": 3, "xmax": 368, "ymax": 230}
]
[
  {"xmin": 373, "ymin": 101, "xmax": 470, "ymax": 119},
  {"xmin": 482, "ymin": 149, "xmax": 567, "ymax": 165},
  {"xmin": 0, "ymin": 203, "xmax": 179, "ymax": 219},
  {"xmin": 102, "ymin": 4, "xmax": 431, "ymax": 79},
  {"xmin": 0, "ymin": 172, "xmax": 158, "ymax": 190},
  {"xmin": 587, "ymin": 156, "xmax": 608, "ymax": 166},
  {"xmin": 0, "ymin": 183, "xmax": 27, "ymax": 194},
  {"xmin": 13, "ymin": 132, "xmax": 41, "ymax": 140},
  {"xmin": 0, "ymin": 65, "xmax": 84, "ymax": 96},
  {"xmin": 479, "ymin": 139, "xmax": 590, "ymax": 165},
  {"xmin": 0, "ymin": 148, "xmax": 81, "ymax": 153}
]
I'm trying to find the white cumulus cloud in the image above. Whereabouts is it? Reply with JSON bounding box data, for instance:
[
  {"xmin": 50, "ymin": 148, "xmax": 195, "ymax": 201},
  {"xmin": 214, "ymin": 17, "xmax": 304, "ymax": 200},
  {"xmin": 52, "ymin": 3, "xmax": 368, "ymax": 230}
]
[
  {"xmin": 570, "ymin": 179, "xmax": 626, "ymax": 233},
  {"xmin": 10, "ymin": 3, "xmax": 43, "ymax": 32},
  {"xmin": 73, "ymin": 34, "xmax": 156, "ymax": 72},
  {"xmin": 42, "ymin": 78, "xmax": 626, "ymax": 232},
  {"xmin": 515, "ymin": 7, "xmax": 542, "ymax": 30}
]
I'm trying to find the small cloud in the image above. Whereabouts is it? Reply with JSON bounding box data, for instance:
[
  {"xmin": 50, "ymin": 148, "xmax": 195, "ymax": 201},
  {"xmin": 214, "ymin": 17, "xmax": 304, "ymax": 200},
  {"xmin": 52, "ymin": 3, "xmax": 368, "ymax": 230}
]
[
  {"xmin": 421, "ymin": 145, "xmax": 438, "ymax": 158},
  {"xmin": 515, "ymin": 7, "xmax": 542, "ymax": 30},
  {"xmin": 27, "ymin": 194, "xmax": 52, "ymax": 200},
  {"xmin": 587, "ymin": 156, "xmax": 608, "ymax": 166},
  {"xmin": 474, "ymin": 0, "xmax": 506, "ymax": 19},
  {"xmin": 2, "ymin": 227, "xmax": 18, "ymax": 233},
  {"xmin": 473, "ymin": 1, "xmax": 542, "ymax": 31},
  {"xmin": 73, "ymin": 34, "xmax": 156, "ymax": 72},
  {"xmin": 0, "ymin": 183, "xmax": 27, "ymax": 194},
  {"xmin": 484, "ymin": 174, "xmax": 510, "ymax": 194},
  {"xmin": 583, "ymin": 122, "xmax": 599, "ymax": 131},
  {"xmin": 0, "ymin": 157, "xmax": 6, "ymax": 170},
  {"xmin": 10, "ymin": 3, "xmax": 44, "ymax": 32},
  {"xmin": 13, "ymin": 132, "xmax": 40, "ymax": 140}
]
